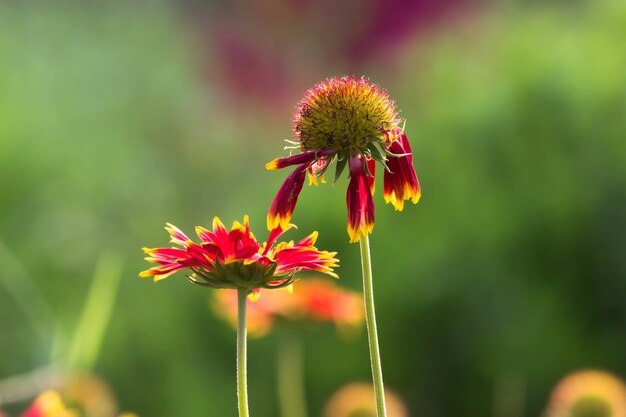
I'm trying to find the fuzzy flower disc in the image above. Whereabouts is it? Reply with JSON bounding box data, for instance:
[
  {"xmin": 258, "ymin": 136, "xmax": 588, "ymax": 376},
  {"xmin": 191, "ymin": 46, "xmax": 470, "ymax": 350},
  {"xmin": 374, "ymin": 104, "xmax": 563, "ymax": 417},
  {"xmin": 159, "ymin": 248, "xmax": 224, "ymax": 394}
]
[{"xmin": 294, "ymin": 76, "xmax": 400, "ymax": 155}]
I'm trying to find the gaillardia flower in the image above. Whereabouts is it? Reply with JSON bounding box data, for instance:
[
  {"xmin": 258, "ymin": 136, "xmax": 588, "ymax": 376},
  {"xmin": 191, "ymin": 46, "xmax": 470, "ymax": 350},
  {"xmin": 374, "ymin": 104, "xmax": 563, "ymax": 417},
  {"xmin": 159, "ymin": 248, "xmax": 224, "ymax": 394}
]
[
  {"xmin": 140, "ymin": 216, "xmax": 338, "ymax": 293},
  {"xmin": 267, "ymin": 76, "xmax": 421, "ymax": 242},
  {"xmin": 545, "ymin": 370, "xmax": 626, "ymax": 417}
]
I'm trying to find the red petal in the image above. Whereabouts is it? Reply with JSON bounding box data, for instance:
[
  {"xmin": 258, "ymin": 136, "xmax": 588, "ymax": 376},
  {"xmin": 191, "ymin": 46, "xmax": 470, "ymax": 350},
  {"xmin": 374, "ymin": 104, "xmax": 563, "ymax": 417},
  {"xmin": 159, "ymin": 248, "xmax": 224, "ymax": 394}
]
[
  {"xmin": 383, "ymin": 133, "xmax": 421, "ymax": 211},
  {"xmin": 267, "ymin": 163, "xmax": 307, "ymax": 230},
  {"xmin": 274, "ymin": 246, "xmax": 339, "ymax": 277},
  {"xmin": 346, "ymin": 157, "xmax": 375, "ymax": 243},
  {"xmin": 266, "ymin": 151, "xmax": 319, "ymax": 170}
]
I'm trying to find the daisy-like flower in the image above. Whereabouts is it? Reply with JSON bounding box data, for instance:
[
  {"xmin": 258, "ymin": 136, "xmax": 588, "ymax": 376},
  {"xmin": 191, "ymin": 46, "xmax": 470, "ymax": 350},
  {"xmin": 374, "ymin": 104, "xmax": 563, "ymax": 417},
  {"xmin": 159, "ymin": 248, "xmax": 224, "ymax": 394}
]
[
  {"xmin": 140, "ymin": 216, "xmax": 338, "ymax": 417},
  {"xmin": 545, "ymin": 370, "xmax": 626, "ymax": 417},
  {"xmin": 267, "ymin": 76, "xmax": 420, "ymax": 242},
  {"xmin": 140, "ymin": 216, "xmax": 338, "ymax": 294}
]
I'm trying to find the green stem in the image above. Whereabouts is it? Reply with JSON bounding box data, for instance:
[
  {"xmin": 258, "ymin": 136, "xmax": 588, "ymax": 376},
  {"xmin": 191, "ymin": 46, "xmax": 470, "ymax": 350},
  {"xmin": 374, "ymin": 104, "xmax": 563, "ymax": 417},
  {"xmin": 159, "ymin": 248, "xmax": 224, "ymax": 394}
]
[
  {"xmin": 237, "ymin": 288, "xmax": 250, "ymax": 417},
  {"xmin": 277, "ymin": 327, "xmax": 307, "ymax": 417},
  {"xmin": 359, "ymin": 234, "xmax": 387, "ymax": 417}
]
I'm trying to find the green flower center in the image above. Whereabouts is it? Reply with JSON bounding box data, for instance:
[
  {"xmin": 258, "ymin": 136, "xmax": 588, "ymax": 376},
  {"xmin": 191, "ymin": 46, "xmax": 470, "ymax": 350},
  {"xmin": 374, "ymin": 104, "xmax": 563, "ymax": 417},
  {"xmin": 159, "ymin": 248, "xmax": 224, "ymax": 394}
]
[
  {"xmin": 293, "ymin": 77, "xmax": 400, "ymax": 155},
  {"xmin": 570, "ymin": 395, "xmax": 612, "ymax": 417}
]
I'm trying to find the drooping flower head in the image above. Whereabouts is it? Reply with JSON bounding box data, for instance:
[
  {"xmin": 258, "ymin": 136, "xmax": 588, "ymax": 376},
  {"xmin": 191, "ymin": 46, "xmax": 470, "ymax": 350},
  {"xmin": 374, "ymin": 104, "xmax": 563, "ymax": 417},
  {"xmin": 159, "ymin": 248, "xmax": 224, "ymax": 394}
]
[
  {"xmin": 140, "ymin": 216, "xmax": 339, "ymax": 295},
  {"xmin": 545, "ymin": 370, "xmax": 626, "ymax": 417},
  {"xmin": 213, "ymin": 277, "xmax": 364, "ymax": 337},
  {"xmin": 267, "ymin": 76, "xmax": 420, "ymax": 242}
]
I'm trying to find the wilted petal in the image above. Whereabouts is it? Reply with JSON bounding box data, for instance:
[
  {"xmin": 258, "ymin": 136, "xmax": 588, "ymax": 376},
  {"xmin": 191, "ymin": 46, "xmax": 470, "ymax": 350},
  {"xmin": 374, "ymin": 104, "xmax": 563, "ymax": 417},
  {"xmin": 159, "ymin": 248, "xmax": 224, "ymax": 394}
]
[
  {"xmin": 346, "ymin": 157, "xmax": 375, "ymax": 243},
  {"xmin": 265, "ymin": 151, "xmax": 319, "ymax": 170},
  {"xmin": 267, "ymin": 163, "xmax": 307, "ymax": 230},
  {"xmin": 383, "ymin": 133, "xmax": 420, "ymax": 211}
]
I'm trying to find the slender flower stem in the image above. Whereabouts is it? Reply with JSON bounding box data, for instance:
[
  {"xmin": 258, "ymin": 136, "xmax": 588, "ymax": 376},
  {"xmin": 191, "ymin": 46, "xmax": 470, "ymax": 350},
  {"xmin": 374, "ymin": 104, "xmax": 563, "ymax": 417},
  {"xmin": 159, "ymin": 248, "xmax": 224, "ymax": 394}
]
[
  {"xmin": 359, "ymin": 234, "xmax": 387, "ymax": 417},
  {"xmin": 237, "ymin": 288, "xmax": 250, "ymax": 417},
  {"xmin": 277, "ymin": 326, "xmax": 307, "ymax": 417}
]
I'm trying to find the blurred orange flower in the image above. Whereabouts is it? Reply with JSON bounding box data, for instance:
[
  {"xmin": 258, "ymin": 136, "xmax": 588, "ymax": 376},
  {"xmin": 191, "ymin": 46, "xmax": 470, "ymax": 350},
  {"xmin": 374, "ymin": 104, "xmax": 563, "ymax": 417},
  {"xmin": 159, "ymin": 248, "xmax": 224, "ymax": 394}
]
[
  {"xmin": 324, "ymin": 382, "xmax": 408, "ymax": 417},
  {"xmin": 213, "ymin": 277, "xmax": 364, "ymax": 337},
  {"xmin": 545, "ymin": 369, "xmax": 626, "ymax": 417}
]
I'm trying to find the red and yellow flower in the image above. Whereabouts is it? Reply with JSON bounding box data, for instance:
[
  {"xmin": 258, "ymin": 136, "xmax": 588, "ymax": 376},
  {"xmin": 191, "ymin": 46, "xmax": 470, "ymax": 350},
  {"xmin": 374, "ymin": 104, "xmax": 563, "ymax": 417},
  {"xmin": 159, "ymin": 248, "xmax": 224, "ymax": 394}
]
[
  {"xmin": 213, "ymin": 277, "xmax": 364, "ymax": 337},
  {"xmin": 267, "ymin": 76, "xmax": 420, "ymax": 242},
  {"xmin": 140, "ymin": 216, "xmax": 339, "ymax": 294}
]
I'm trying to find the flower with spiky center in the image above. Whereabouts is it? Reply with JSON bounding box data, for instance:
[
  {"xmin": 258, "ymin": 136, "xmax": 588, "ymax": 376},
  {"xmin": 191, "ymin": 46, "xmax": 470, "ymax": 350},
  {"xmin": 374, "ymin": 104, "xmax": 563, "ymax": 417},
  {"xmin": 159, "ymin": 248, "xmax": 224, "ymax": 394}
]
[
  {"xmin": 267, "ymin": 76, "xmax": 420, "ymax": 242},
  {"xmin": 140, "ymin": 216, "xmax": 339, "ymax": 295},
  {"xmin": 545, "ymin": 370, "xmax": 626, "ymax": 417}
]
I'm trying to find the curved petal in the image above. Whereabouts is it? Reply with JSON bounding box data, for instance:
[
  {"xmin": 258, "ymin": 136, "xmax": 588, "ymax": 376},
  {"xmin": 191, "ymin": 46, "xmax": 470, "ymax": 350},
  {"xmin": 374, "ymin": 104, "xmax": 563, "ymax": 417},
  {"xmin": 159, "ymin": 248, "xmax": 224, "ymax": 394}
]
[
  {"xmin": 264, "ymin": 223, "xmax": 296, "ymax": 255},
  {"xmin": 383, "ymin": 133, "xmax": 421, "ymax": 211},
  {"xmin": 139, "ymin": 263, "xmax": 186, "ymax": 281},
  {"xmin": 296, "ymin": 231, "xmax": 318, "ymax": 247},
  {"xmin": 266, "ymin": 151, "xmax": 319, "ymax": 170},
  {"xmin": 274, "ymin": 246, "xmax": 339, "ymax": 278},
  {"xmin": 194, "ymin": 217, "xmax": 231, "ymax": 253},
  {"xmin": 142, "ymin": 247, "xmax": 189, "ymax": 263},
  {"xmin": 229, "ymin": 215, "xmax": 260, "ymax": 259},
  {"xmin": 267, "ymin": 163, "xmax": 308, "ymax": 230},
  {"xmin": 165, "ymin": 223, "xmax": 191, "ymax": 247},
  {"xmin": 346, "ymin": 157, "xmax": 375, "ymax": 243}
]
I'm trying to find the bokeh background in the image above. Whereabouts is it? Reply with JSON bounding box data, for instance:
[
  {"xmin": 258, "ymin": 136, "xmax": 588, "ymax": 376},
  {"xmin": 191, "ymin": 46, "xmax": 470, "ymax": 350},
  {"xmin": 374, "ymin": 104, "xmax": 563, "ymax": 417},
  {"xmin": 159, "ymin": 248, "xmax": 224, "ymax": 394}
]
[{"xmin": 1, "ymin": 0, "xmax": 626, "ymax": 416}]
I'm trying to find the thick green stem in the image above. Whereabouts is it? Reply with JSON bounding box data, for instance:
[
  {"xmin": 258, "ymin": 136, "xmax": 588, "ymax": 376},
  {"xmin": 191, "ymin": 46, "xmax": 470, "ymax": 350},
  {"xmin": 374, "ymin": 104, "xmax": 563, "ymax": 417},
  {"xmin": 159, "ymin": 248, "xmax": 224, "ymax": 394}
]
[
  {"xmin": 277, "ymin": 327, "xmax": 307, "ymax": 417},
  {"xmin": 237, "ymin": 288, "xmax": 250, "ymax": 417},
  {"xmin": 359, "ymin": 234, "xmax": 387, "ymax": 417}
]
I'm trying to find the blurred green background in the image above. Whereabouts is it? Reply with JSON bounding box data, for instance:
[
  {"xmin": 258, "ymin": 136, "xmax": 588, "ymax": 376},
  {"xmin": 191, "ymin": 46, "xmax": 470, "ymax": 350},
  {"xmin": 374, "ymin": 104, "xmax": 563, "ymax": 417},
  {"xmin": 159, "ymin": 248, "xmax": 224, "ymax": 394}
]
[{"xmin": 1, "ymin": 0, "xmax": 625, "ymax": 416}]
